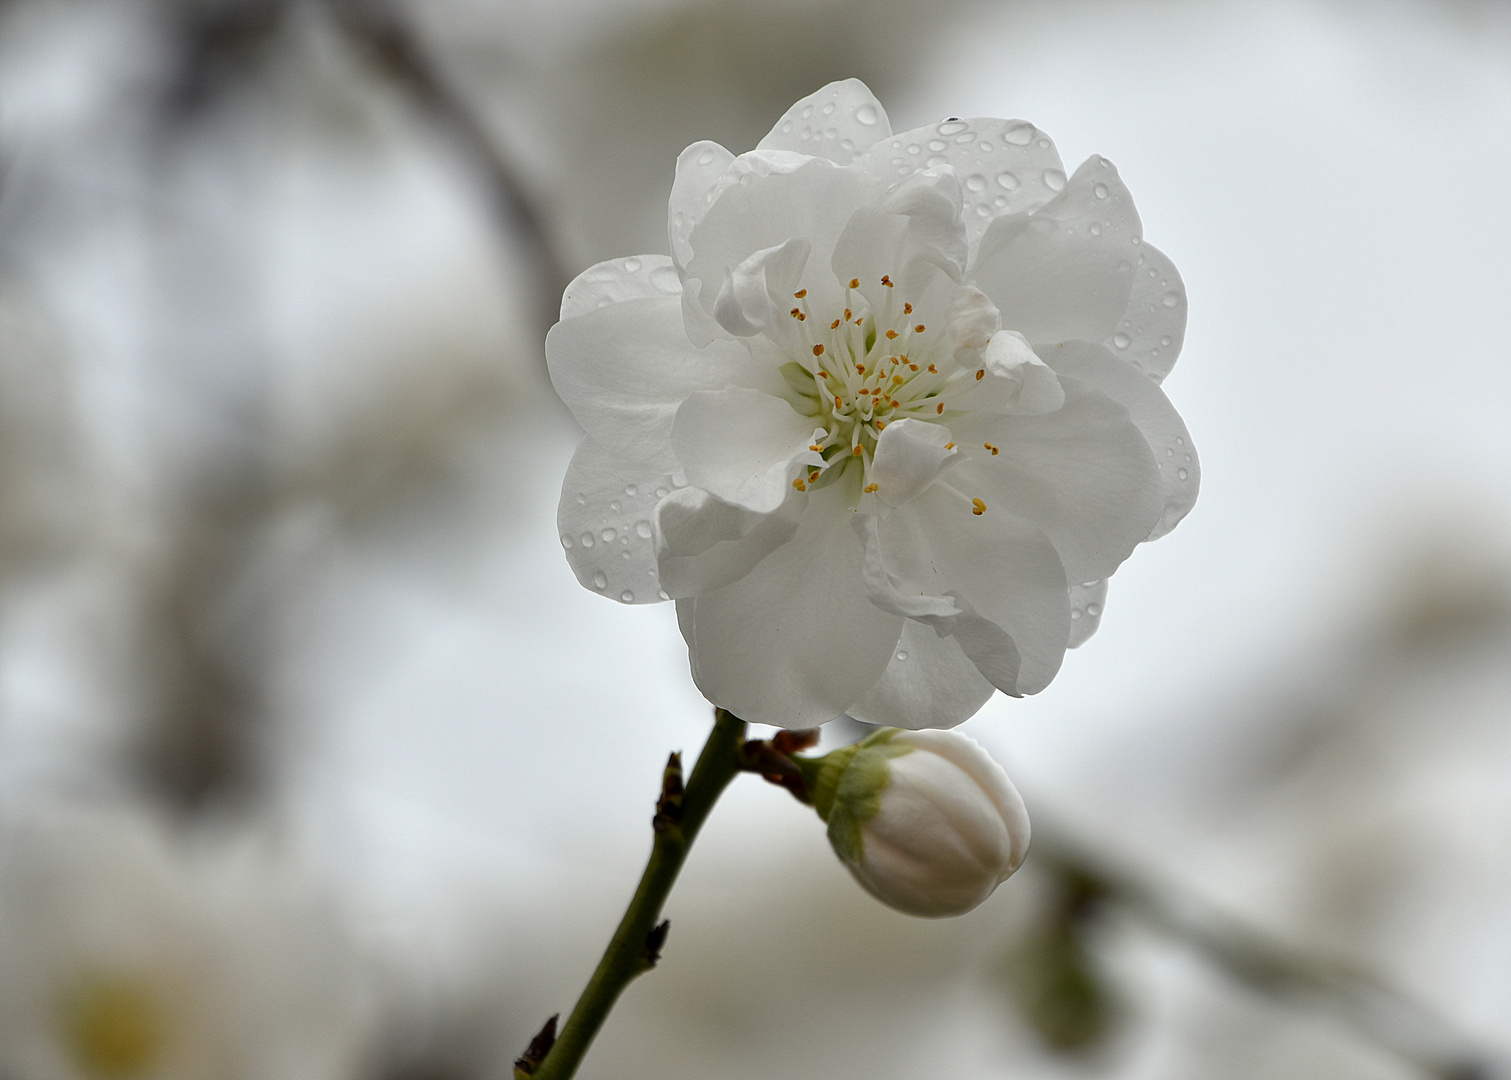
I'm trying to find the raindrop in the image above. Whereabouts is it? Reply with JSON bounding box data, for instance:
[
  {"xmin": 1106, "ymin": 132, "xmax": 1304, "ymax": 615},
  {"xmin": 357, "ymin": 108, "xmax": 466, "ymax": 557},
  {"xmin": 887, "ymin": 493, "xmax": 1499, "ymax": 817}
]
[
  {"xmin": 1004, "ymin": 123, "xmax": 1033, "ymax": 146},
  {"xmin": 821, "ymin": 101, "xmax": 836, "ymax": 115},
  {"xmin": 1160, "ymin": 335, "xmax": 1173, "ymax": 347},
  {"xmin": 856, "ymin": 104, "xmax": 878, "ymax": 125},
  {"xmin": 895, "ymin": 650, "xmax": 910, "ymax": 662},
  {"xmin": 650, "ymin": 266, "xmax": 680, "ymax": 293},
  {"xmin": 1113, "ymin": 332, "xmax": 1131, "ymax": 349},
  {"xmin": 1177, "ymin": 468, "xmax": 1189, "ymax": 481},
  {"xmin": 1184, "ymin": 453, "xmax": 1192, "ymax": 462},
  {"xmin": 801, "ymin": 104, "xmax": 814, "ymax": 118},
  {"xmin": 1086, "ymin": 603, "xmax": 1102, "ymax": 617},
  {"xmin": 955, "ymin": 132, "xmax": 974, "ymax": 144},
  {"xmin": 938, "ymin": 120, "xmax": 968, "ymax": 135},
  {"xmin": 696, "ymin": 148, "xmax": 716, "ymax": 166},
  {"xmin": 635, "ymin": 520, "xmax": 653, "ymax": 539},
  {"xmin": 993, "ymin": 195, "xmax": 1009, "ymax": 208},
  {"xmin": 906, "ymin": 144, "xmax": 922, "ymax": 156},
  {"xmin": 621, "ymin": 589, "xmax": 635, "ymax": 602},
  {"xmin": 965, "ymin": 174, "xmax": 987, "ymax": 192},
  {"xmin": 979, "ymin": 141, "xmax": 994, "ymax": 152},
  {"xmin": 601, "ymin": 528, "xmax": 617, "ymax": 543},
  {"xmin": 1175, "ymin": 436, "xmax": 1184, "ymax": 446},
  {"xmin": 1043, "ymin": 169, "xmax": 1066, "ymax": 192},
  {"xmin": 561, "ymin": 534, "xmax": 573, "ymax": 549},
  {"xmin": 1036, "ymin": 138, "xmax": 1051, "ymax": 148},
  {"xmin": 592, "ymin": 571, "xmax": 608, "ymax": 590},
  {"xmin": 996, "ymin": 171, "xmax": 1020, "ymax": 190},
  {"xmin": 781, "ymin": 120, "xmax": 794, "ymax": 133},
  {"xmin": 841, "ymin": 138, "xmax": 855, "ymax": 153},
  {"xmin": 1088, "ymin": 222, "xmax": 1103, "ymax": 236},
  {"xmin": 655, "ymin": 487, "xmax": 669, "ymax": 498},
  {"xmin": 1093, "ymin": 182, "xmax": 1109, "ymax": 199},
  {"xmin": 624, "ymin": 257, "xmax": 642, "ymax": 272},
  {"xmin": 609, "ymin": 500, "xmax": 621, "ymax": 513},
  {"xmin": 575, "ymin": 493, "xmax": 587, "ymax": 505},
  {"xmin": 657, "ymin": 589, "xmax": 671, "ymax": 600},
  {"xmin": 1070, "ymin": 608, "xmax": 1082, "ymax": 620},
  {"xmin": 1166, "ymin": 448, "xmax": 1174, "ymax": 457},
  {"xmin": 1162, "ymin": 291, "xmax": 1180, "ymax": 308},
  {"xmin": 926, "ymin": 155, "xmax": 949, "ymax": 168},
  {"xmin": 620, "ymin": 550, "xmax": 630, "ymax": 559},
  {"xmin": 580, "ymin": 533, "xmax": 595, "ymax": 548},
  {"xmin": 625, "ymin": 484, "xmax": 639, "ymax": 497},
  {"xmin": 976, "ymin": 204, "xmax": 992, "ymax": 218},
  {"xmin": 672, "ymin": 474, "xmax": 688, "ymax": 488}
]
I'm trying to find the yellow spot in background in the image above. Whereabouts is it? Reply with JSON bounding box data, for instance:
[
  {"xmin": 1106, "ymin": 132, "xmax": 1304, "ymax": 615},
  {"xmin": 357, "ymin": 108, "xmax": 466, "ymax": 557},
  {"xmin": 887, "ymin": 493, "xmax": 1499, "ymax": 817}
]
[{"xmin": 63, "ymin": 974, "xmax": 165, "ymax": 1078}]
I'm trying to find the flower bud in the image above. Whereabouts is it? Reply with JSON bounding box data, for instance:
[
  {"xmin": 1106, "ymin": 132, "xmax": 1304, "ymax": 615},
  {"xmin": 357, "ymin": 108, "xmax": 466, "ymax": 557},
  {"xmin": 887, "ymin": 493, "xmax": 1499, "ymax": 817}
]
[{"xmin": 802, "ymin": 728, "xmax": 1030, "ymax": 918}]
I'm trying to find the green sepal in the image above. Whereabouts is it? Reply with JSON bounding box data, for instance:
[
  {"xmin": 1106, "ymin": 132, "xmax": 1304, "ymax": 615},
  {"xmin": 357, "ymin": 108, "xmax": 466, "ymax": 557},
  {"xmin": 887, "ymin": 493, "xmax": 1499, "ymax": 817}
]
[{"xmin": 792, "ymin": 728, "xmax": 914, "ymax": 867}]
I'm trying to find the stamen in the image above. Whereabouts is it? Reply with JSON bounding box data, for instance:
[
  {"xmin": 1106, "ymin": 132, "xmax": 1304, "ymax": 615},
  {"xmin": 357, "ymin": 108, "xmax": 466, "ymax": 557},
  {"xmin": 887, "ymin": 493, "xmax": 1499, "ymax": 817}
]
[
  {"xmin": 976, "ymin": 369, "xmax": 985, "ymax": 380},
  {"xmin": 937, "ymin": 403, "xmax": 945, "ymax": 414},
  {"xmin": 927, "ymin": 364, "xmax": 937, "ymax": 373},
  {"xmin": 793, "ymin": 478, "xmax": 807, "ymax": 491},
  {"xmin": 886, "ymin": 329, "xmax": 899, "ymax": 340},
  {"xmin": 814, "ymin": 344, "xmax": 825, "ymax": 357},
  {"xmin": 864, "ymin": 483, "xmax": 879, "ymax": 493},
  {"xmin": 855, "ymin": 363, "xmax": 865, "ymax": 374},
  {"xmin": 830, "ymin": 318, "xmax": 841, "ymax": 329},
  {"xmin": 880, "ymin": 275, "xmax": 893, "ymax": 288},
  {"xmin": 793, "ymin": 289, "xmax": 807, "ymax": 299},
  {"xmin": 834, "ymin": 396, "xmax": 844, "ymax": 409},
  {"xmin": 984, "ymin": 443, "xmax": 999, "ymax": 456},
  {"xmin": 945, "ymin": 442, "xmax": 955, "ymax": 449},
  {"xmin": 903, "ymin": 302, "xmax": 913, "ymax": 315},
  {"xmin": 849, "ymin": 278, "xmax": 860, "ymax": 289},
  {"xmin": 791, "ymin": 308, "xmax": 801, "ymax": 318},
  {"xmin": 844, "ymin": 309, "xmax": 852, "ymax": 321},
  {"xmin": 809, "ymin": 444, "xmax": 823, "ymax": 452},
  {"xmin": 852, "ymin": 446, "xmax": 863, "ymax": 456},
  {"xmin": 914, "ymin": 324, "xmax": 926, "ymax": 333},
  {"xmin": 809, "ymin": 470, "xmax": 820, "ymax": 483},
  {"xmin": 892, "ymin": 375, "xmax": 904, "ymax": 386},
  {"xmin": 971, "ymin": 498, "xmax": 986, "ymax": 515}
]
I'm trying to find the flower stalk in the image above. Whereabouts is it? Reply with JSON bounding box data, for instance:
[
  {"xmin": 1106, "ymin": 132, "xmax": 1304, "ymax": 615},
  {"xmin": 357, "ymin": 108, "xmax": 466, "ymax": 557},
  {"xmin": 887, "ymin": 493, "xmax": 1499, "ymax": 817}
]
[{"xmin": 523, "ymin": 709, "xmax": 748, "ymax": 1080}]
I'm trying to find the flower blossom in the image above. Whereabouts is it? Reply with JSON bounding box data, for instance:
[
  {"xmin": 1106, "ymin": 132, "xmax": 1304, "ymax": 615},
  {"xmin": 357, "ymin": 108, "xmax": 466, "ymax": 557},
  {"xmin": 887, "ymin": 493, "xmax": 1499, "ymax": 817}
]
[
  {"xmin": 798, "ymin": 727, "xmax": 1031, "ymax": 918},
  {"xmin": 549, "ymin": 79, "xmax": 1197, "ymax": 730}
]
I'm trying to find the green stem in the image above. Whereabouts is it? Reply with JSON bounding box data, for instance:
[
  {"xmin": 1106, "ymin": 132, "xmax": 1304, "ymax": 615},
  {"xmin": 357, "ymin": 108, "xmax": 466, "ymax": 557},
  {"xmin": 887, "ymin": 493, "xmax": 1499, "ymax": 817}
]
[{"xmin": 529, "ymin": 709, "xmax": 748, "ymax": 1080}]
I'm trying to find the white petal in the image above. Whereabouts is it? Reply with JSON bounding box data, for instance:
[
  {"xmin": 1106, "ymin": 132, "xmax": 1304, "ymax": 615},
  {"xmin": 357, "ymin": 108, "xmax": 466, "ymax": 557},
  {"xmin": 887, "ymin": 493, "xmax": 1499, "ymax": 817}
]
[
  {"xmin": 877, "ymin": 490, "xmax": 1070, "ymax": 695},
  {"xmin": 1106, "ymin": 241, "xmax": 1187, "ymax": 384},
  {"xmin": 682, "ymin": 156, "xmax": 881, "ymax": 343},
  {"xmin": 756, "ymin": 79, "xmax": 891, "ymax": 164},
  {"xmin": 831, "ymin": 169, "xmax": 967, "ymax": 308},
  {"xmin": 950, "ymin": 330, "xmax": 1065, "ymax": 416},
  {"xmin": 953, "ymin": 376, "xmax": 1163, "ymax": 583},
  {"xmin": 655, "ymin": 486, "xmax": 801, "ymax": 598},
  {"xmin": 1067, "ymin": 579, "xmax": 1108, "ymax": 649},
  {"xmin": 557, "ymin": 437, "xmax": 675, "ymax": 604},
  {"xmin": 669, "ymin": 141, "xmax": 736, "ymax": 269},
  {"xmin": 671, "ymin": 388, "xmax": 821, "ymax": 513},
  {"xmin": 944, "ymin": 286, "xmax": 1000, "ymax": 354},
  {"xmin": 854, "ymin": 512, "xmax": 962, "ymax": 620},
  {"xmin": 559, "ymin": 255, "xmax": 682, "ymax": 322},
  {"xmin": 1037, "ymin": 340, "xmax": 1199, "ymax": 539},
  {"xmin": 847, "ymin": 620, "xmax": 995, "ymax": 730},
  {"xmin": 869, "ymin": 418, "xmax": 958, "ymax": 508},
  {"xmin": 547, "ymin": 296, "xmax": 746, "ymax": 471},
  {"xmin": 711, "ymin": 236, "xmax": 811, "ymax": 339},
  {"xmin": 971, "ymin": 155, "xmax": 1142, "ymax": 346},
  {"xmin": 858, "ymin": 118, "xmax": 1066, "ymax": 251},
  {"xmin": 682, "ymin": 485, "xmax": 903, "ymax": 727}
]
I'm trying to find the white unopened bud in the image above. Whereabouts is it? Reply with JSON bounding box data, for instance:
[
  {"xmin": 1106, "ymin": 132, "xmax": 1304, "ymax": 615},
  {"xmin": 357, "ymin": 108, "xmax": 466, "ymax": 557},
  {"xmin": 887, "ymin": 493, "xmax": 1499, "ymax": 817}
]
[{"xmin": 803, "ymin": 728, "xmax": 1030, "ymax": 918}]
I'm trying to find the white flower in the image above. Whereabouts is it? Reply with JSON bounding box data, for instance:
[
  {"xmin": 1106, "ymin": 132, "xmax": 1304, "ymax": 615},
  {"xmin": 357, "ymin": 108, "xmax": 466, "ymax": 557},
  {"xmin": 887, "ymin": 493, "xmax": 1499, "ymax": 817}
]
[
  {"xmin": 549, "ymin": 79, "xmax": 1197, "ymax": 729},
  {"xmin": 802, "ymin": 728, "xmax": 1030, "ymax": 918},
  {"xmin": 0, "ymin": 803, "xmax": 374, "ymax": 1080}
]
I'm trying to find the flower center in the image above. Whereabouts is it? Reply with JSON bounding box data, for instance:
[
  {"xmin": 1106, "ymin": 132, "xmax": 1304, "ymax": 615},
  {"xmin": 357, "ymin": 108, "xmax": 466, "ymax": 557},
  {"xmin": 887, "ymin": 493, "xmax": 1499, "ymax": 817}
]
[{"xmin": 784, "ymin": 276, "xmax": 975, "ymax": 496}]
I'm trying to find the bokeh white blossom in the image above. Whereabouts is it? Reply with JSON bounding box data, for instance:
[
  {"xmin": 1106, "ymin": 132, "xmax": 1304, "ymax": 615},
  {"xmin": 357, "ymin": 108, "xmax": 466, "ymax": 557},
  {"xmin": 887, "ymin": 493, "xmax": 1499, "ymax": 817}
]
[{"xmin": 549, "ymin": 79, "xmax": 1196, "ymax": 730}]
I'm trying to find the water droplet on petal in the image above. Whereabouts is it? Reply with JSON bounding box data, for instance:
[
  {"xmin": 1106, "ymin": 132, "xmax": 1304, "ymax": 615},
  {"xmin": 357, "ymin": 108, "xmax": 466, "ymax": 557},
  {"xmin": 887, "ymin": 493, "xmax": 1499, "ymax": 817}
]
[
  {"xmin": 801, "ymin": 104, "xmax": 814, "ymax": 119},
  {"xmin": 657, "ymin": 588, "xmax": 671, "ymax": 600},
  {"xmin": 621, "ymin": 589, "xmax": 635, "ymax": 602},
  {"xmin": 592, "ymin": 571, "xmax": 608, "ymax": 590},
  {"xmin": 1036, "ymin": 137, "xmax": 1051, "ymax": 148},
  {"xmin": 1160, "ymin": 335, "xmax": 1173, "ymax": 347},
  {"xmin": 996, "ymin": 171, "xmax": 1019, "ymax": 190},
  {"xmin": 1113, "ymin": 332, "xmax": 1131, "ymax": 349},
  {"xmin": 856, "ymin": 104, "xmax": 878, "ymax": 125},
  {"xmin": 1004, "ymin": 123, "xmax": 1033, "ymax": 146},
  {"xmin": 672, "ymin": 474, "xmax": 688, "ymax": 488},
  {"xmin": 1088, "ymin": 222, "xmax": 1103, "ymax": 236},
  {"xmin": 561, "ymin": 534, "xmax": 573, "ymax": 549},
  {"xmin": 580, "ymin": 533, "xmax": 594, "ymax": 548},
  {"xmin": 1162, "ymin": 291, "xmax": 1180, "ymax": 307},
  {"xmin": 635, "ymin": 520, "xmax": 653, "ymax": 539},
  {"xmin": 906, "ymin": 144, "xmax": 922, "ymax": 156},
  {"xmin": 575, "ymin": 493, "xmax": 587, "ymax": 505},
  {"xmin": 938, "ymin": 120, "xmax": 968, "ymax": 136},
  {"xmin": 601, "ymin": 528, "xmax": 617, "ymax": 543},
  {"xmin": 840, "ymin": 137, "xmax": 854, "ymax": 153},
  {"xmin": 608, "ymin": 500, "xmax": 621, "ymax": 513},
  {"xmin": 650, "ymin": 266, "xmax": 680, "ymax": 293},
  {"xmin": 1086, "ymin": 603, "xmax": 1102, "ymax": 617},
  {"xmin": 625, "ymin": 484, "xmax": 639, "ymax": 496},
  {"xmin": 1070, "ymin": 608, "xmax": 1082, "ymax": 620},
  {"xmin": 927, "ymin": 138, "xmax": 947, "ymax": 152},
  {"xmin": 821, "ymin": 101, "xmax": 836, "ymax": 115},
  {"xmin": 623, "ymin": 257, "xmax": 641, "ymax": 272},
  {"xmin": 1093, "ymin": 182, "xmax": 1109, "ymax": 199},
  {"xmin": 655, "ymin": 487, "xmax": 669, "ymax": 498},
  {"xmin": 1166, "ymin": 448, "xmax": 1174, "ymax": 457},
  {"xmin": 696, "ymin": 148, "xmax": 715, "ymax": 166},
  {"xmin": 1043, "ymin": 169, "xmax": 1066, "ymax": 192},
  {"xmin": 1177, "ymin": 467, "xmax": 1189, "ymax": 481},
  {"xmin": 965, "ymin": 174, "xmax": 987, "ymax": 192},
  {"xmin": 895, "ymin": 650, "xmax": 910, "ymax": 662},
  {"xmin": 1175, "ymin": 436, "xmax": 1184, "ymax": 446}
]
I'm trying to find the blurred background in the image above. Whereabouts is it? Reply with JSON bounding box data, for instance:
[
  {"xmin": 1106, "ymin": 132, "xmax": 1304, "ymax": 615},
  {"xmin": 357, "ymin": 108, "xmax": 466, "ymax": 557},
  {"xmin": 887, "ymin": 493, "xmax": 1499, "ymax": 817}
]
[{"xmin": 1, "ymin": 0, "xmax": 1510, "ymax": 1077}]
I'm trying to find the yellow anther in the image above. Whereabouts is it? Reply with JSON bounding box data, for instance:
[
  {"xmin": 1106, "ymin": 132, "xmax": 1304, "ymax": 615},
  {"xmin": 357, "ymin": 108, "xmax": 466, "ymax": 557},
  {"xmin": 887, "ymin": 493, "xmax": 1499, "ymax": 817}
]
[
  {"xmin": 914, "ymin": 324, "xmax": 926, "ymax": 333},
  {"xmin": 834, "ymin": 395, "xmax": 844, "ymax": 409},
  {"xmin": 818, "ymin": 370, "xmax": 830, "ymax": 379},
  {"xmin": 880, "ymin": 275, "xmax": 893, "ymax": 287},
  {"xmin": 859, "ymin": 388, "xmax": 871, "ymax": 395},
  {"xmin": 793, "ymin": 478, "xmax": 807, "ymax": 491},
  {"xmin": 909, "ymin": 363, "xmax": 919, "ymax": 372},
  {"xmin": 972, "ymin": 498, "xmax": 986, "ymax": 515},
  {"xmin": 945, "ymin": 442, "xmax": 955, "ymax": 449},
  {"xmin": 809, "ymin": 444, "xmax": 823, "ymax": 452},
  {"xmin": 794, "ymin": 289, "xmax": 807, "ymax": 298},
  {"xmin": 976, "ymin": 369, "xmax": 985, "ymax": 381},
  {"xmin": 809, "ymin": 469, "xmax": 820, "ymax": 483},
  {"xmin": 903, "ymin": 302, "xmax": 913, "ymax": 315},
  {"xmin": 892, "ymin": 374, "xmax": 904, "ymax": 386},
  {"xmin": 886, "ymin": 329, "xmax": 899, "ymax": 340},
  {"xmin": 848, "ymin": 278, "xmax": 860, "ymax": 289},
  {"xmin": 936, "ymin": 402, "xmax": 945, "ymax": 414},
  {"xmin": 813, "ymin": 344, "xmax": 825, "ymax": 356},
  {"xmin": 876, "ymin": 421, "xmax": 887, "ymax": 429},
  {"xmin": 927, "ymin": 363, "xmax": 938, "ymax": 373},
  {"xmin": 985, "ymin": 442, "xmax": 999, "ymax": 456},
  {"xmin": 844, "ymin": 309, "xmax": 852, "ymax": 320},
  {"xmin": 831, "ymin": 319, "xmax": 842, "ymax": 329},
  {"xmin": 855, "ymin": 363, "xmax": 866, "ymax": 373},
  {"xmin": 796, "ymin": 312, "xmax": 806, "ymax": 321},
  {"xmin": 864, "ymin": 483, "xmax": 879, "ymax": 493}
]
